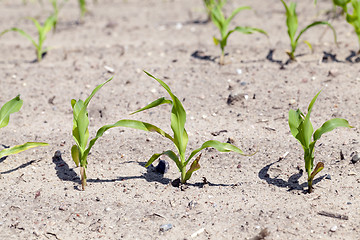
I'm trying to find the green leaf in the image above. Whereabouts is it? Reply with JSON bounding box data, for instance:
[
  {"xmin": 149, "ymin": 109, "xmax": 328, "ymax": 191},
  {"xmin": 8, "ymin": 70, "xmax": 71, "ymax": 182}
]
[
  {"xmin": 0, "ymin": 142, "xmax": 48, "ymax": 159},
  {"xmin": 309, "ymin": 162, "xmax": 324, "ymax": 180},
  {"xmin": 84, "ymin": 77, "xmax": 113, "ymax": 107},
  {"xmin": 185, "ymin": 140, "xmax": 249, "ymax": 165},
  {"xmin": 144, "ymin": 150, "xmax": 181, "ymax": 171},
  {"xmin": 0, "ymin": 28, "xmax": 37, "ymax": 49},
  {"xmin": 143, "ymin": 71, "xmax": 188, "ymax": 161},
  {"xmin": 225, "ymin": 6, "xmax": 251, "ymax": 27},
  {"xmin": 0, "ymin": 95, "xmax": 23, "ymax": 129},
  {"xmin": 184, "ymin": 153, "xmax": 202, "ymax": 182},
  {"xmin": 131, "ymin": 97, "xmax": 172, "ymax": 115},
  {"xmin": 313, "ymin": 118, "xmax": 353, "ymax": 142},
  {"xmin": 82, "ymin": 119, "xmax": 174, "ymax": 161},
  {"xmin": 295, "ymin": 21, "xmax": 337, "ymax": 50},
  {"xmin": 71, "ymin": 145, "xmax": 80, "ymax": 167},
  {"xmin": 288, "ymin": 109, "xmax": 303, "ymax": 138}
]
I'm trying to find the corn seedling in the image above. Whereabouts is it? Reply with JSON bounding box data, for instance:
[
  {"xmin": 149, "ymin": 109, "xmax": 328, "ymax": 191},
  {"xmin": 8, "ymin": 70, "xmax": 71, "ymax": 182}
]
[
  {"xmin": 78, "ymin": 0, "xmax": 87, "ymax": 19},
  {"xmin": 280, "ymin": 0, "xmax": 337, "ymax": 61},
  {"xmin": 288, "ymin": 91, "xmax": 353, "ymax": 193},
  {"xmin": 0, "ymin": 15, "xmax": 56, "ymax": 62},
  {"xmin": 71, "ymin": 78, "xmax": 115, "ymax": 190},
  {"xmin": 343, "ymin": 0, "xmax": 360, "ymax": 52},
  {"xmin": 203, "ymin": 0, "xmax": 221, "ymax": 22},
  {"xmin": 210, "ymin": 0, "xmax": 267, "ymax": 65},
  {"xmin": 127, "ymin": 71, "xmax": 253, "ymax": 184},
  {"xmin": 0, "ymin": 95, "xmax": 48, "ymax": 160}
]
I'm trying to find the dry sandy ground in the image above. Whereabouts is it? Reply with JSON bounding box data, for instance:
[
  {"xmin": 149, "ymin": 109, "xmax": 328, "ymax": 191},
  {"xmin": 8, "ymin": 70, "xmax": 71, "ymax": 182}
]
[{"xmin": 0, "ymin": 0, "xmax": 359, "ymax": 239}]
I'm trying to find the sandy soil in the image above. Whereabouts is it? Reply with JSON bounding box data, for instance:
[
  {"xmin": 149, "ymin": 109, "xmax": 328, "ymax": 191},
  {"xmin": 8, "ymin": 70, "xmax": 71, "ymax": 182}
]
[{"xmin": 0, "ymin": 0, "xmax": 359, "ymax": 239}]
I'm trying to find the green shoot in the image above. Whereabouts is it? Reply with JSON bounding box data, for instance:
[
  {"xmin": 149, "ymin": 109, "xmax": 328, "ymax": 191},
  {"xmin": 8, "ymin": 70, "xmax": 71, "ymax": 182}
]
[
  {"xmin": 0, "ymin": 95, "xmax": 48, "ymax": 160},
  {"xmin": 0, "ymin": 15, "xmax": 56, "ymax": 62},
  {"xmin": 288, "ymin": 91, "xmax": 353, "ymax": 193},
  {"xmin": 127, "ymin": 71, "xmax": 253, "ymax": 184},
  {"xmin": 280, "ymin": 0, "xmax": 337, "ymax": 61},
  {"xmin": 210, "ymin": 1, "xmax": 267, "ymax": 65},
  {"xmin": 203, "ymin": 0, "xmax": 222, "ymax": 22},
  {"xmin": 78, "ymin": 0, "xmax": 87, "ymax": 19},
  {"xmin": 345, "ymin": 0, "xmax": 360, "ymax": 52}
]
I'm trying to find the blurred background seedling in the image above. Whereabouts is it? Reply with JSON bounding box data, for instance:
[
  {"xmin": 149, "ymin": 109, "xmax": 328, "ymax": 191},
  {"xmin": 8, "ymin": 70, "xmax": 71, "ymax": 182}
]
[
  {"xmin": 0, "ymin": 95, "xmax": 48, "ymax": 174},
  {"xmin": 0, "ymin": 14, "xmax": 56, "ymax": 62},
  {"xmin": 288, "ymin": 91, "xmax": 353, "ymax": 193},
  {"xmin": 280, "ymin": 0, "xmax": 337, "ymax": 61},
  {"xmin": 210, "ymin": 0, "xmax": 267, "ymax": 65}
]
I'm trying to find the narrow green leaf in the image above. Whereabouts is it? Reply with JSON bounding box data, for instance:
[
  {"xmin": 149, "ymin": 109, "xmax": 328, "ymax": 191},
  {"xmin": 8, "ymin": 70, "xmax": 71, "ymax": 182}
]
[
  {"xmin": 313, "ymin": 118, "xmax": 353, "ymax": 142},
  {"xmin": 84, "ymin": 77, "xmax": 113, "ymax": 107},
  {"xmin": 233, "ymin": 26, "xmax": 267, "ymax": 35},
  {"xmin": 184, "ymin": 153, "xmax": 202, "ymax": 182},
  {"xmin": 0, "ymin": 142, "xmax": 48, "ymax": 158},
  {"xmin": 288, "ymin": 109, "xmax": 303, "ymax": 138},
  {"xmin": 225, "ymin": 6, "xmax": 251, "ymax": 27},
  {"xmin": 71, "ymin": 144, "xmax": 80, "ymax": 166},
  {"xmin": 82, "ymin": 119, "xmax": 174, "ymax": 160},
  {"xmin": 185, "ymin": 140, "xmax": 249, "ymax": 165},
  {"xmin": 0, "ymin": 95, "xmax": 23, "ymax": 129},
  {"xmin": 295, "ymin": 21, "xmax": 337, "ymax": 49},
  {"xmin": 0, "ymin": 28, "xmax": 37, "ymax": 49},
  {"xmin": 130, "ymin": 97, "xmax": 172, "ymax": 115},
  {"xmin": 144, "ymin": 150, "xmax": 181, "ymax": 171},
  {"xmin": 143, "ymin": 71, "xmax": 188, "ymax": 161},
  {"xmin": 309, "ymin": 162, "xmax": 324, "ymax": 180}
]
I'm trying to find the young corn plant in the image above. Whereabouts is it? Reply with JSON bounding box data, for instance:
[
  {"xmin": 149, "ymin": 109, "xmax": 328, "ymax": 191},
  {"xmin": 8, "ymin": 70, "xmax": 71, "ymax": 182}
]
[
  {"xmin": 344, "ymin": 0, "xmax": 360, "ymax": 52},
  {"xmin": 288, "ymin": 91, "xmax": 353, "ymax": 193},
  {"xmin": 280, "ymin": 0, "xmax": 337, "ymax": 61},
  {"xmin": 0, "ymin": 95, "xmax": 48, "ymax": 160},
  {"xmin": 0, "ymin": 15, "xmax": 56, "ymax": 62},
  {"xmin": 78, "ymin": 0, "xmax": 87, "ymax": 19},
  {"xmin": 210, "ymin": 0, "xmax": 267, "ymax": 65},
  {"xmin": 128, "ymin": 71, "xmax": 253, "ymax": 184}
]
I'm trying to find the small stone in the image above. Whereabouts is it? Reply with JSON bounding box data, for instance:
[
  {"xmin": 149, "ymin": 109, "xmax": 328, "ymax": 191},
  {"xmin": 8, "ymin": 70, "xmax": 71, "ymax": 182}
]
[
  {"xmin": 155, "ymin": 160, "xmax": 169, "ymax": 174},
  {"xmin": 289, "ymin": 99, "xmax": 296, "ymax": 105},
  {"xmin": 351, "ymin": 152, "xmax": 360, "ymax": 164},
  {"xmin": 330, "ymin": 225, "xmax": 337, "ymax": 232},
  {"xmin": 240, "ymin": 81, "xmax": 247, "ymax": 86},
  {"xmin": 104, "ymin": 65, "xmax": 114, "ymax": 73},
  {"xmin": 160, "ymin": 223, "xmax": 172, "ymax": 232},
  {"xmin": 325, "ymin": 174, "xmax": 331, "ymax": 180},
  {"xmin": 348, "ymin": 171, "xmax": 357, "ymax": 176},
  {"xmin": 188, "ymin": 200, "xmax": 197, "ymax": 210},
  {"xmin": 236, "ymin": 69, "xmax": 242, "ymax": 75},
  {"xmin": 105, "ymin": 207, "xmax": 112, "ymax": 212}
]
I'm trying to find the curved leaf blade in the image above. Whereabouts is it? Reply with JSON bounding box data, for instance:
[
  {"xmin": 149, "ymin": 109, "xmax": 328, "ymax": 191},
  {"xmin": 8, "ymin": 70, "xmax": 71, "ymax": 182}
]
[
  {"xmin": 83, "ymin": 119, "xmax": 173, "ymax": 160},
  {"xmin": 131, "ymin": 97, "xmax": 172, "ymax": 115},
  {"xmin": 0, "ymin": 142, "xmax": 48, "ymax": 159},
  {"xmin": 185, "ymin": 140, "xmax": 250, "ymax": 165},
  {"xmin": 184, "ymin": 153, "xmax": 202, "ymax": 182},
  {"xmin": 84, "ymin": 77, "xmax": 113, "ymax": 107},
  {"xmin": 313, "ymin": 118, "xmax": 353, "ymax": 142},
  {"xmin": 0, "ymin": 95, "xmax": 23, "ymax": 129},
  {"xmin": 144, "ymin": 150, "xmax": 181, "ymax": 170}
]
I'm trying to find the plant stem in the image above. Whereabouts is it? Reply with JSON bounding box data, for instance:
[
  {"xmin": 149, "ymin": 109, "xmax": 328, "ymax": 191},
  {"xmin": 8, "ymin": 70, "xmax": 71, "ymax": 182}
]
[
  {"xmin": 219, "ymin": 51, "xmax": 225, "ymax": 65},
  {"xmin": 181, "ymin": 165, "xmax": 186, "ymax": 184}
]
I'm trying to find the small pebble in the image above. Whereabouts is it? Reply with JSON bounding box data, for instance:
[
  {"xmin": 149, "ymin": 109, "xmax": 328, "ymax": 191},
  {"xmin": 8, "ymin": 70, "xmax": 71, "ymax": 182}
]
[
  {"xmin": 104, "ymin": 65, "xmax": 114, "ymax": 73},
  {"xmin": 155, "ymin": 160, "xmax": 169, "ymax": 174},
  {"xmin": 289, "ymin": 99, "xmax": 296, "ymax": 105},
  {"xmin": 105, "ymin": 207, "xmax": 112, "ymax": 212},
  {"xmin": 325, "ymin": 174, "xmax": 331, "ymax": 180},
  {"xmin": 351, "ymin": 152, "xmax": 360, "ymax": 164},
  {"xmin": 330, "ymin": 225, "xmax": 337, "ymax": 232},
  {"xmin": 160, "ymin": 223, "xmax": 172, "ymax": 232},
  {"xmin": 236, "ymin": 69, "xmax": 242, "ymax": 75}
]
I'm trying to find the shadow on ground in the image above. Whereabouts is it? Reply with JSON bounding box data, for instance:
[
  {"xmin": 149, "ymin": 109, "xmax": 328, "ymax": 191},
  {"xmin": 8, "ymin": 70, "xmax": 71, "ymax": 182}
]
[
  {"xmin": 258, "ymin": 158, "xmax": 325, "ymax": 193},
  {"xmin": 52, "ymin": 151, "xmax": 237, "ymax": 190}
]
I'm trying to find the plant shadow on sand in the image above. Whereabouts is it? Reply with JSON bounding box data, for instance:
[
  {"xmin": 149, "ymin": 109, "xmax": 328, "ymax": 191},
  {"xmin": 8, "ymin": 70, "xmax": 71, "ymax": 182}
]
[
  {"xmin": 258, "ymin": 158, "xmax": 326, "ymax": 194},
  {"xmin": 52, "ymin": 152, "xmax": 235, "ymax": 190},
  {"xmin": 0, "ymin": 144, "xmax": 38, "ymax": 175}
]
